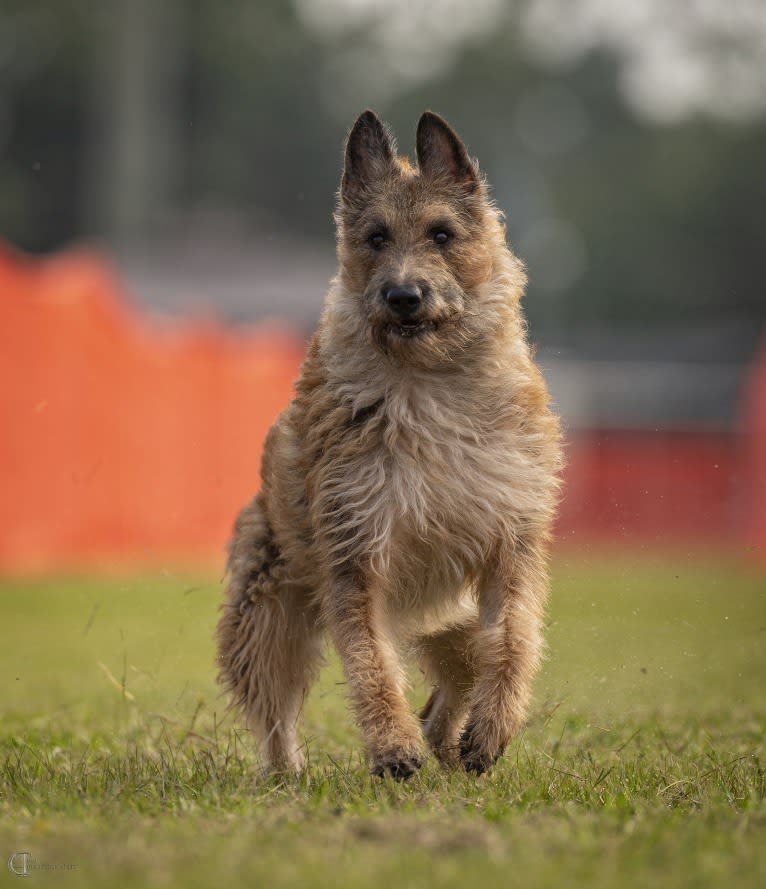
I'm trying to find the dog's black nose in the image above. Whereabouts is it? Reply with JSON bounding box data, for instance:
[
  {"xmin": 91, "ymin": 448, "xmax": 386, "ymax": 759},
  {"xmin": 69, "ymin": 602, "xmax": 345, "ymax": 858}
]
[{"xmin": 384, "ymin": 285, "xmax": 422, "ymax": 318}]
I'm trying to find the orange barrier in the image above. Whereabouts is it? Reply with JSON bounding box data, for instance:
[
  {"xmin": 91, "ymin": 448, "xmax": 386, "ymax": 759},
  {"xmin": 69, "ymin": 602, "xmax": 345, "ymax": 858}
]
[
  {"xmin": 0, "ymin": 245, "xmax": 304, "ymax": 572},
  {"xmin": 557, "ymin": 429, "xmax": 742, "ymax": 546},
  {"xmin": 1, "ymin": 244, "xmax": 764, "ymax": 572},
  {"xmin": 744, "ymin": 339, "xmax": 766, "ymax": 561}
]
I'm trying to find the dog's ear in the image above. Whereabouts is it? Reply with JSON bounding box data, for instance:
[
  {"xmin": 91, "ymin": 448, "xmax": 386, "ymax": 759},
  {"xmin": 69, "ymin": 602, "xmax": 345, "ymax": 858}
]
[
  {"xmin": 416, "ymin": 111, "xmax": 479, "ymax": 193},
  {"xmin": 342, "ymin": 110, "xmax": 396, "ymax": 199}
]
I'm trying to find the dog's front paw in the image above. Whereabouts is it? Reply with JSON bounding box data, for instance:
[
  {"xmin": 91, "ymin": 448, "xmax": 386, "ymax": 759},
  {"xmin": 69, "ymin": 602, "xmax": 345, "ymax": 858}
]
[
  {"xmin": 371, "ymin": 750, "xmax": 424, "ymax": 781},
  {"xmin": 459, "ymin": 722, "xmax": 504, "ymax": 776}
]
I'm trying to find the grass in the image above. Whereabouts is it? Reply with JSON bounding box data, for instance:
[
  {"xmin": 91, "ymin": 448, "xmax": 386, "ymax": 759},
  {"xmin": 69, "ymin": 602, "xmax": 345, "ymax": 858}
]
[{"xmin": 1, "ymin": 551, "xmax": 764, "ymax": 887}]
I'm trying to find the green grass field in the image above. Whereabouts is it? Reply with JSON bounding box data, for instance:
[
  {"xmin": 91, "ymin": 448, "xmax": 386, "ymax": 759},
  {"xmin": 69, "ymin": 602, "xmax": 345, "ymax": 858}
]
[{"xmin": 1, "ymin": 552, "xmax": 764, "ymax": 888}]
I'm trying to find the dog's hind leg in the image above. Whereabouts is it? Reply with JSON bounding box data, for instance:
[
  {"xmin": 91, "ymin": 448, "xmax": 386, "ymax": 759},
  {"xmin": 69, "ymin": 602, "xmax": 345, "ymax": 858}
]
[
  {"xmin": 417, "ymin": 619, "xmax": 478, "ymax": 767},
  {"xmin": 217, "ymin": 494, "xmax": 322, "ymax": 775}
]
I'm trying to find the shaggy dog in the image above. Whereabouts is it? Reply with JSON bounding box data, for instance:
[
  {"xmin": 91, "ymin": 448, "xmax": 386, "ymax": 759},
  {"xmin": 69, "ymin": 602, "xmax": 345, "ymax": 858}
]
[{"xmin": 217, "ymin": 110, "xmax": 562, "ymax": 779}]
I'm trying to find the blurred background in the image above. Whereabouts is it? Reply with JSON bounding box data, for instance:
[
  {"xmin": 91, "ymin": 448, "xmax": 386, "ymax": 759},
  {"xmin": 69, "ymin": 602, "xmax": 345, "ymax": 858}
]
[{"xmin": 1, "ymin": 0, "xmax": 765, "ymax": 572}]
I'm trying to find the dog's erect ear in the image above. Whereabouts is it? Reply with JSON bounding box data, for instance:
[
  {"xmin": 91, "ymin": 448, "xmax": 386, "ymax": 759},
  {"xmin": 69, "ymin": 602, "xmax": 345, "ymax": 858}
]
[
  {"xmin": 342, "ymin": 110, "xmax": 396, "ymax": 199},
  {"xmin": 416, "ymin": 111, "xmax": 479, "ymax": 192}
]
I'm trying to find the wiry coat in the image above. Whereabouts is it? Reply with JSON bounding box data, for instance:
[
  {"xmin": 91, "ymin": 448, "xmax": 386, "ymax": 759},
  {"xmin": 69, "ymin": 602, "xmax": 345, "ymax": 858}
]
[{"xmin": 217, "ymin": 110, "xmax": 562, "ymax": 779}]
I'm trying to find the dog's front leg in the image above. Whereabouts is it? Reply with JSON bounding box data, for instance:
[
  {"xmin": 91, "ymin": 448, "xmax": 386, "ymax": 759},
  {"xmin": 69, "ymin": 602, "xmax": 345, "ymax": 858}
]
[
  {"xmin": 460, "ymin": 537, "xmax": 549, "ymax": 775},
  {"xmin": 324, "ymin": 573, "xmax": 425, "ymax": 780}
]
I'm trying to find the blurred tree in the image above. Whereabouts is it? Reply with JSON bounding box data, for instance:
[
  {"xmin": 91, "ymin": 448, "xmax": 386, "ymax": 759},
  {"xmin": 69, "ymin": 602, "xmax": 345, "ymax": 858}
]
[
  {"xmin": 0, "ymin": 0, "xmax": 94, "ymax": 250},
  {"xmin": 182, "ymin": 0, "xmax": 338, "ymax": 237},
  {"xmin": 0, "ymin": 0, "xmax": 763, "ymax": 333},
  {"xmin": 85, "ymin": 0, "xmax": 184, "ymax": 245}
]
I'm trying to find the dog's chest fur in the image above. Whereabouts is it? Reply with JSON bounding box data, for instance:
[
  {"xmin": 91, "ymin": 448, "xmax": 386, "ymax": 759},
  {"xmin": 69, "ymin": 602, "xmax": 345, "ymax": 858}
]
[{"xmin": 310, "ymin": 364, "xmax": 549, "ymax": 620}]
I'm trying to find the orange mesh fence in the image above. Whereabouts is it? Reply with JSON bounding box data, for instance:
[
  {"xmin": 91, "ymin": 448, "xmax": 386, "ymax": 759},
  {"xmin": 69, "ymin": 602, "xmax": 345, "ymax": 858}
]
[
  {"xmin": 744, "ymin": 340, "xmax": 766, "ymax": 560},
  {"xmin": 0, "ymin": 244, "xmax": 764, "ymax": 572},
  {"xmin": 0, "ymin": 245, "xmax": 304, "ymax": 572}
]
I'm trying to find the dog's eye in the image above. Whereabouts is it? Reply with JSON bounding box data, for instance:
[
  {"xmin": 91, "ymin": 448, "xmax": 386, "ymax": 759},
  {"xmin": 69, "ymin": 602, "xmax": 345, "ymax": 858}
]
[
  {"xmin": 369, "ymin": 233, "xmax": 386, "ymax": 251},
  {"xmin": 433, "ymin": 230, "xmax": 451, "ymax": 246}
]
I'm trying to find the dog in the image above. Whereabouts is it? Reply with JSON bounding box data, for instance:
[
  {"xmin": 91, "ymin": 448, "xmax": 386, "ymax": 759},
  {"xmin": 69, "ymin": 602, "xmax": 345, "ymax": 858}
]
[{"xmin": 216, "ymin": 110, "xmax": 562, "ymax": 779}]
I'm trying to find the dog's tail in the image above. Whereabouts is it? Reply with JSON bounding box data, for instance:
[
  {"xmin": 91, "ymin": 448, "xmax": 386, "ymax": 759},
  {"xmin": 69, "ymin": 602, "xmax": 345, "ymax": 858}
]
[
  {"xmin": 216, "ymin": 494, "xmax": 321, "ymax": 771},
  {"xmin": 216, "ymin": 493, "xmax": 283, "ymax": 714}
]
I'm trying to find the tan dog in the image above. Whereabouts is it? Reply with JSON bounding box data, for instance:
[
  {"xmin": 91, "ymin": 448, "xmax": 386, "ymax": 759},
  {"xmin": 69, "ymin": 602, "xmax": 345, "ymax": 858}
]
[{"xmin": 217, "ymin": 110, "xmax": 562, "ymax": 779}]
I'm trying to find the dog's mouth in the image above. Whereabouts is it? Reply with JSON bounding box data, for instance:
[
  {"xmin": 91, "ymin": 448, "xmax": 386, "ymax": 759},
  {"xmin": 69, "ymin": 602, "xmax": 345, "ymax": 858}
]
[{"xmin": 387, "ymin": 319, "xmax": 437, "ymax": 339}]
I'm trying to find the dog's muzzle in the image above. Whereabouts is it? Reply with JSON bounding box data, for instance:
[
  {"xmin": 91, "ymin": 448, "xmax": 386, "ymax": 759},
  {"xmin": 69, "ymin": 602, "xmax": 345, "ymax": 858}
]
[{"xmin": 382, "ymin": 285, "xmax": 436, "ymax": 338}]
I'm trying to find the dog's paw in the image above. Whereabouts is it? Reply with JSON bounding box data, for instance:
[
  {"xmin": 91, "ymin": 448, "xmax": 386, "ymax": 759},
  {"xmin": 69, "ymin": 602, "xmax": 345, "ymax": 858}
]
[
  {"xmin": 459, "ymin": 723, "xmax": 504, "ymax": 776},
  {"xmin": 371, "ymin": 751, "xmax": 424, "ymax": 781}
]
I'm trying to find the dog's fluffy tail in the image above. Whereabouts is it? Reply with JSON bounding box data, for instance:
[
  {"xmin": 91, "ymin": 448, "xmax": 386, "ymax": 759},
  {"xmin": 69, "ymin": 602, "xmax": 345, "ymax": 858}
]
[
  {"xmin": 216, "ymin": 493, "xmax": 281, "ymax": 714},
  {"xmin": 216, "ymin": 494, "xmax": 321, "ymax": 771}
]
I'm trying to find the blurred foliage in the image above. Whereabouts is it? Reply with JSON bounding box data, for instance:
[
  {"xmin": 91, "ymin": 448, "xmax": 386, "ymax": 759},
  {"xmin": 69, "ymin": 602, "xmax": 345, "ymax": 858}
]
[
  {"xmin": 0, "ymin": 0, "xmax": 763, "ymax": 331},
  {"xmin": 0, "ymin": 0, "xmax": 96, "ymax": 249}
]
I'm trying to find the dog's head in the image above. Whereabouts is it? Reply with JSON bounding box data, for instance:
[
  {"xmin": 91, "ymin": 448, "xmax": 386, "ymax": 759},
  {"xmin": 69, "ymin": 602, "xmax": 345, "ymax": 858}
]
[{"xmin": 333, "ymin": 110, "xmax": 525, "ymax": 366}]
